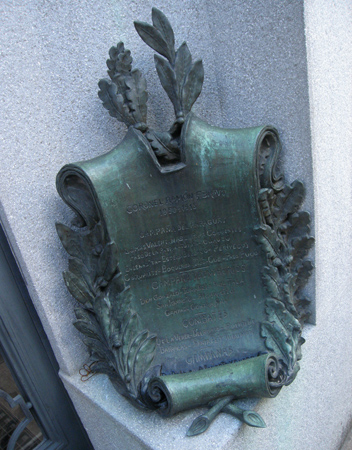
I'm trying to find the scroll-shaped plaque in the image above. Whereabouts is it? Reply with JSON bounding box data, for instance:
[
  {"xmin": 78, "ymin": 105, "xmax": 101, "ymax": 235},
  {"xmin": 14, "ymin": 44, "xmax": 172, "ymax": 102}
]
[{"xmin": 56, "ymin": 8, "xmax": 314, "ymax": 436}]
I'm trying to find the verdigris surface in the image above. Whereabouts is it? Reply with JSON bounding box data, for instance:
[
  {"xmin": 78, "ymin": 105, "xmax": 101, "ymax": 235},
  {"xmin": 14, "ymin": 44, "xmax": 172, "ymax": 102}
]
[{"xmin": 56, "ymin": 8, "xmax": 314, "ymax": 436}]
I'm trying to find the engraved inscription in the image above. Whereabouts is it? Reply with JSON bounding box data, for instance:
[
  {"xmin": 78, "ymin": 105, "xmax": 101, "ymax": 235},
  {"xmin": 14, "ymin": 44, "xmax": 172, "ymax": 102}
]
[
  {"xmin": 125, "ymin": 189, "xmax": 228, "ymax": 215},
  {"xmin": 122, "ymin": 215, "xmax": 255, "ymax": 281},
  {"xmin": 118, "ymin": 177, "xmax": 267, "ymax": 373}
]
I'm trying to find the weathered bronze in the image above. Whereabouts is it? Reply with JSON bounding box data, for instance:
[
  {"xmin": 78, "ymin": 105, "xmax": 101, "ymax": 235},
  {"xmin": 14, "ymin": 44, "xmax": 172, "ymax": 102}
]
[{"xmin": 56, "ymin": 8, "xmax": 314, "ymax": 436}]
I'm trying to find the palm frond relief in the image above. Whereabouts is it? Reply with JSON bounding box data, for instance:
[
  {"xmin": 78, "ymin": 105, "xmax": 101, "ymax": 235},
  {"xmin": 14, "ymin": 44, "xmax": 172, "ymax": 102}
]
[{"xmin": 98, "ymin": 8, "xmax": 204, "ymax": 165}]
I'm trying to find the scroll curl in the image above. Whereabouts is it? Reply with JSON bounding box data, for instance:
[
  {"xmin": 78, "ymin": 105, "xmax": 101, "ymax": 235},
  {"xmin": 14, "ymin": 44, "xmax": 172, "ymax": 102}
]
[
  {"xmin": 147, "ymin": 353, "xmax": 283, "ymax": 417},
  {"xmin": 256, "ymin": 129, "xmax": 284, "ymax": 193}
]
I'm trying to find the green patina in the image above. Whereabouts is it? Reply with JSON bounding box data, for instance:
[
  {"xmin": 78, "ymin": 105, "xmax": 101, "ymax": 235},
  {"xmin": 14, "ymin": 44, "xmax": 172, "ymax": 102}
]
[{"xmin": 55, "ymin": 8, "xmax": 314, "ymax": 437}]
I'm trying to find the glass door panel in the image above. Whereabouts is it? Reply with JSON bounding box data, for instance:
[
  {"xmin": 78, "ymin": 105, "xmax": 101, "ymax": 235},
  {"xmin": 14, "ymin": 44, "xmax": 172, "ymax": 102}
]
[{"xmin": 0, "ymin": 352, "xmax": 44, "ymax": 450}]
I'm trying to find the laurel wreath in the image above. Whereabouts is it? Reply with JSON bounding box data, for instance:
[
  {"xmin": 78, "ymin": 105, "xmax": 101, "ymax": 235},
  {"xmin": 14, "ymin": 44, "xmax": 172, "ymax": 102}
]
[
  {"xmin": 56, "ymin": 221, "xmax": 158, "ymax": 408},
  {"xmin": 255, "ymin": 180, "xmax": 314, "ymax": 386}
]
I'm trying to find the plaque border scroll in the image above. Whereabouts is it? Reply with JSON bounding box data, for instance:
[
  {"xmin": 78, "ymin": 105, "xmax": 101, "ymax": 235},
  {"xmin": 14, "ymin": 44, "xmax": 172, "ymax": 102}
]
[{"xmin": 55, "ymin": 9, "xmax": 314, "ymax": 436}]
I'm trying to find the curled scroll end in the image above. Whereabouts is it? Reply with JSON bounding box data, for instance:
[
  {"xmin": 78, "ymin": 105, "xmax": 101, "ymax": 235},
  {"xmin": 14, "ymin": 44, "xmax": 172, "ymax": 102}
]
[
  {"xmin": 56, "ymin": 166, "xmax": 100, "ymax": 229},
  {"xmin": 147, "ymin": 377, "xmax": 172, "ymax": 417},
  {"xmin": 257, "ymin": 128, "xmax": 284, "ymax": 192},
  {"xmin": 139, "ymin": 365, "xmax": 162, "ymax": 409},
  {"xmin": 266, "ymin": 354, "xmax": 285, "ymax": 397}
]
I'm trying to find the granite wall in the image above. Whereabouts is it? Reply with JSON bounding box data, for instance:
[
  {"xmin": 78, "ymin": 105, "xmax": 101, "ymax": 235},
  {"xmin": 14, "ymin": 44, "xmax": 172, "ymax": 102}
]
[{"xmin": 1, "ymin": 0, "xmax": 351, "ymax": 449}]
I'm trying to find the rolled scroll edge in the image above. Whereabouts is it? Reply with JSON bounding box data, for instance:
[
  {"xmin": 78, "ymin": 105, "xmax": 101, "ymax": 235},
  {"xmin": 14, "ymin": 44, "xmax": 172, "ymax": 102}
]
[{"xmin": 147, "ymin": 353, "xmax": 282, "ymax": 417}]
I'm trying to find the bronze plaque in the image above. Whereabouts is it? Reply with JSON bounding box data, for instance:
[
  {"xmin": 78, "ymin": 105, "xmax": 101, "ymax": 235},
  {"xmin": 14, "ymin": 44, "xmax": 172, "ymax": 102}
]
[{"xmin": 56, "ymin": 8, "xmax": 313, "ymax": 435}]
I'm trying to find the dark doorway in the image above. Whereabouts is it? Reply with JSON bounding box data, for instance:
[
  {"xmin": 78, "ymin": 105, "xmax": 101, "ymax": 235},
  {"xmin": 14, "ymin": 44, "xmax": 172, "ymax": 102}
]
[{"xmin": 0, "ymin": 222, "xmax": 94, "ymax": 450}]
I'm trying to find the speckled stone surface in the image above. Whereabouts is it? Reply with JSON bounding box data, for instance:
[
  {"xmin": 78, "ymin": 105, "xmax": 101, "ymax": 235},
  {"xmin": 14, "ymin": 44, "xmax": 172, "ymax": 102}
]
[{"xmin": 1, "ymin": 0, "xmax": 351, "ymax": 449}]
